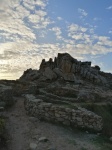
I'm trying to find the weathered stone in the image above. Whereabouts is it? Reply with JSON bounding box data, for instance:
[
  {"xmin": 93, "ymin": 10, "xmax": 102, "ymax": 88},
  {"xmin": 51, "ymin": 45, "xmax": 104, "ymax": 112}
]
[
  {"xmin": 53, "ymin": 68, "xmax": 64, "ymax": 77},
  {"xmin": 0, "ymin": 84, "xmax": 14, "ymax": 107},
  {"xmin": 109, "ymin": 137, "xmax": 112, "ymax": 142},
  {"xmin": 38, "ymin": 137, "xmax": 48, "ymax": 142},
  {"xmin": 43, "ymin": 67, "xmax": 57, "ymax": 80},
  {"xmin": 20, "ymin": 53, "xmax": 108, "ymax": 85},
  {"xmin": 60, "ymin": 56, "xmax": 72, "ymax": 73},
  {"xmin": 64, "ymin": 73, "xmax": 76, "ymax": 82},
  {"xmin": 24, "ymin": 94, "xmax": 103, "ymax": 131},
  {"xmin": 47, "ymin": 147, "xmax": 56, "ymax": 150},
  {"xmin": 29, "ymin": 143, "xmax": 37, "ymax": 150},
  {"xmin": 0, "ymin": 107, "xmax": 4, "ymax": 111}
]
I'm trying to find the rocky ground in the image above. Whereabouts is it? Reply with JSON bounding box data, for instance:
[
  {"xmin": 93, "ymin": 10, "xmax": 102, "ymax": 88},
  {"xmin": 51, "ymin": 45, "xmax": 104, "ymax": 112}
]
[
  {"xmin": 0, "ymin": 53, "xmax": 112, "ymax": 150},
  {"xmin": 0, "ymin": 96, "xmax": 111, "ymax": 150}
]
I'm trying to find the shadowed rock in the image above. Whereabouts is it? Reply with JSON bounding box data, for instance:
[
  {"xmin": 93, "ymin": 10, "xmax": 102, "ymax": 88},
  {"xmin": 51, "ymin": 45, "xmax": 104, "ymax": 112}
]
[{"xmin": 20, "ymin": 53, "xmax": 107, "ymax": 84}]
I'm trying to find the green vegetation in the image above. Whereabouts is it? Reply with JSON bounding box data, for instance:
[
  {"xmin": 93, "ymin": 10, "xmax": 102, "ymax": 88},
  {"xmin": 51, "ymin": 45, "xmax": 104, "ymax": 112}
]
[
  {"xmin": 92, "ymin": 135, "xmax": 112, "ymax": 150},
  {"xmin": 0, "ymin": 117, "xmax": 6, "ymax": 148},
  {"xmin": 80, "ymin": 148, "xmax": 88, "ymax": 150},
  {"xmin": 81, "ymin": 103, "xmax": 112, "ymax": 136},
  {"xmin": 0, "ymin": 118, "xmax": 5, "ymax": 135},
  {"xmin": 68, "ymin": 139, "xmax": 77, "ymax": 145}
]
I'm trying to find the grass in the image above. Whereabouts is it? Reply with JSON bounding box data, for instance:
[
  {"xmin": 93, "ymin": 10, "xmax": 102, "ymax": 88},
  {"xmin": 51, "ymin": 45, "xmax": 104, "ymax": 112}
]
[
  {"xmin": 81, "ymin": 103, "xmax": 112, "ymax": 137},
  {"xmin": 68, "ymin": 139, "xmax": 77, "ymax": 145},
  {"xmin": 92, "ymin": 135, "xmax": 112, "ymax": 150},
  {"xmin": 0, "ymin": 117, "xmax": 7, "ymax": 148},
  {"xmin": 80, "ymin": 148, "xmax": 88, "ymax": 150},
  {"xmin": 0, "ymin": 118, "xmax": 5, "ymax": 135}
]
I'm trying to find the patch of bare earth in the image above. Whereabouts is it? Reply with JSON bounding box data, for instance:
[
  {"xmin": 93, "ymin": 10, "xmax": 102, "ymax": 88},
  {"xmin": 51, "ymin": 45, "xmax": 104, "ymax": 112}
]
[{"xmin": 4, "ymin": 97, "xmax": 101, "ymax": 150}]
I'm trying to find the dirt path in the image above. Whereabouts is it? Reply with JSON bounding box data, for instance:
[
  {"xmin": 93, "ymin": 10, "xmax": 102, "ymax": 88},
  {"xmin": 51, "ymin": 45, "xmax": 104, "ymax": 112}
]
[
  {"xmin": 3, "ymin": 97, "xmax": 101, "ymax": 150},
  {"xmin": 5, "ymin": 97, "xmax": 31, "ymax": 150}
]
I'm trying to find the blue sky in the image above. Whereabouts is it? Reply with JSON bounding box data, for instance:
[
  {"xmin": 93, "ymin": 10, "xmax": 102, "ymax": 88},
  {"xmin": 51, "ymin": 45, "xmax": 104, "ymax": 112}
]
[{"xmin": 0, "ymin": 0, "xmax": 112, "ymax": 79}]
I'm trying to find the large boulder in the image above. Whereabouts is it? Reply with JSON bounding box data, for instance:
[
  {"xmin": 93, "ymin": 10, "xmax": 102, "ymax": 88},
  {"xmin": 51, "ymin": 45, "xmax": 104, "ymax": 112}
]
[
  {"xmin": 59, "ymin": 54, "xmax": 73, "ymax": 73},
  {"xmin": 20, "ymin": 69, "xmax": 41, "ymax": 81},
  {"xmin": 53, "ymin": 68, "xmax": 64, "ymax": 77},
  {"xmin": 63, "ymin": 73, "xmax": 76, "ymax": 82},
  {"xmin": 43, "ymin": 67, "xmax": 57, "ymax": 80}
]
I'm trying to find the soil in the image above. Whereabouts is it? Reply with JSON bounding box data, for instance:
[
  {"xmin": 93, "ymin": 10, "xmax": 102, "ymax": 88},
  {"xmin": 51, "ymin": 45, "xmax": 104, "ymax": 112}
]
[{"xmin": 0, "ymin": 97, "xmax": 107, "ymax": 150}]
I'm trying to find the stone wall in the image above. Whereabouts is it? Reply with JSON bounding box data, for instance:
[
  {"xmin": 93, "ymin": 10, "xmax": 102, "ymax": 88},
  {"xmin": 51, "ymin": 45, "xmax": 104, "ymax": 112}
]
[
  {"xmin": 24, "ymin": 94, "xmax": 103, "ymax": 131},
  {"xmin": 0, "ymin": 84, "xmax": 14, "ymax": 107}
]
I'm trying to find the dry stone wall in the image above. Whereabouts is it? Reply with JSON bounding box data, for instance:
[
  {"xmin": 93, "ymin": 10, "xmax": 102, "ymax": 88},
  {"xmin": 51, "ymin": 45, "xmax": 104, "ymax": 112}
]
[{"xmin": 24, "ymin": 94, "xmax": 103, "ymax": 131}]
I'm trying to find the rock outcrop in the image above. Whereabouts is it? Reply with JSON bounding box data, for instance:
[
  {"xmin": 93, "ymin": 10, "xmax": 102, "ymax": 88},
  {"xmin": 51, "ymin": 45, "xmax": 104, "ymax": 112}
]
[{"xmin": 20, "ymin": 53, "xmax": 107, "ymax": 84}]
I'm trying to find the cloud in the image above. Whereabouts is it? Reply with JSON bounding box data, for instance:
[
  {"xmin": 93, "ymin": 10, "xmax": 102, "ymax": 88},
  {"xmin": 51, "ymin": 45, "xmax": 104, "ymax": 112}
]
[
  {"xmin": 67, "ymin": 23, "xmax": 112, "ymax": 56},
  {"xmin": 78, "ymin": 8, "xmax": 88, "ymax": 18},
  {"xmin": 57, "ymin": 17, "xmax": 63, "ymax": 21},
  {"xmin": 106, "ymin": 6, "xmax": 112, "ymax": 10},
  {"xmin": 50, "ymin": 27, "xmax": 62, "ymax": 39},
  {"xmin": 68, "ymin": 24, "xmax": 87, "ymax": 33},
  {"xmin": 93, "ymin": 18, "xmax": 102, "ymax": 21},
  {"xmin": 109, "ymin": 31, "xmax": 112, "ymax": 34}
]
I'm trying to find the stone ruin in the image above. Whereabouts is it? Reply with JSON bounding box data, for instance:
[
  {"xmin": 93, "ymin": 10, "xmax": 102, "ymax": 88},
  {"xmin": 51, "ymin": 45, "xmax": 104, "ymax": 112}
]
[
  {"xmin": 24, "ymin": 94, "xmax": 103, "ymax": 132},
  {"xmin": 19, "ymin": 53, "xmax": 112, "ymax": 132}
]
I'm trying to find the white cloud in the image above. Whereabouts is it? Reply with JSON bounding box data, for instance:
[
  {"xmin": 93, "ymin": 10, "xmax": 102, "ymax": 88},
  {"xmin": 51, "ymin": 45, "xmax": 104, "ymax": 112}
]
[
  {"xmin": 57, "ymin": 17, "xmax": 63, "ymax": 21},
  {"xmin": 106, "ymin": 6, "xmax": 112, "ymax": 10},
  {"xmin": 109, "ymin": 31, "xmax": 112, "ymax": 34},
  {"xmin": 78, "ymin": 8, "xmax": 88, "ymax": 17},
  {"xmin": 68, "ymin": 24, "xmax": 87, "ymax": 33},
  {"xmin": 93, "ymin": 17, "xmax": 102, "ymax": 21},
  {"xmin": 67, "ymin": 23, "xmax": 112, "ymax": 56},
  {"xmin": 50, "ymin": 27, "xmax": 62, "ymax": 39}
]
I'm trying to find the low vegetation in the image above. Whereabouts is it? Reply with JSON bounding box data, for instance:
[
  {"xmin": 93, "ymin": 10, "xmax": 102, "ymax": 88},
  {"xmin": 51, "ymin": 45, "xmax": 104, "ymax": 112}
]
[
  {"xmin": 92, "ymin": 135, "xmax": 112, "ymax": 150},
  {"xmin": 81, "ymin": 103, "xmax": 112, "ymax": 136},
  {"xmin": 0, "ymin": 117, "xmax": 7, "ymax": 148}
]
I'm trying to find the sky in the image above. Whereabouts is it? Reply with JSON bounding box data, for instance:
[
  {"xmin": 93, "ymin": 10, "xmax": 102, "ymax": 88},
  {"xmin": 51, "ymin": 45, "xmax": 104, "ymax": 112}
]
[{"xmin": 0, "ymin": 0, "xmax": 112, "ymax": 80}]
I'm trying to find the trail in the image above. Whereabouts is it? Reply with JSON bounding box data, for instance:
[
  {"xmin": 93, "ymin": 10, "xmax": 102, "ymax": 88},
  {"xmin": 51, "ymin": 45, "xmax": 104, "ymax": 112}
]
[
  {"xmin": 6, "ymin": 97, "xmax": 31, "ymax": 150},
  {"xmin": 3, "ymin": 97, "xmax": 101, "ymax": 150}
]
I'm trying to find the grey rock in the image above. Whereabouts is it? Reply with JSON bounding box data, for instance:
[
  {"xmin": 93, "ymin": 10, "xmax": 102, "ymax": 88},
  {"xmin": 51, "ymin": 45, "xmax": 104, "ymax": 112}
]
[
  {"xmin": 109, "ymin": 137, "xmax": 112, "ymax": 142},
  {"xmin": 29, "ymin": 143, "xmax": 37, "ymax": 150},
  {"xmin": 53, "ymin": 68, "xmax": 64, "ymax": 77},
  {"xmin": 47, "ymin": 147, "xmax": 56, "ymax": 150},
  {"xmin": 43, "ymin": 67, "xmax": 57, "ymax": 80},
  {"xmin": 64, "ymin": 73, "xmax": 76, "ymax": 82},
  {"xmin": 0, "ymin": 107, "xmax": 4, "ymax": 111},
  {"xmin": 38, "ymin": 137, "xmax": 48, "ymax": 142}
]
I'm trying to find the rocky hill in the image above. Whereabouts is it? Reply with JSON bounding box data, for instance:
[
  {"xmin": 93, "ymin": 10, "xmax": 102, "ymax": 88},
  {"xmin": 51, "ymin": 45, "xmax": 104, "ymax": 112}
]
[
  {"xmin": 20, "ymin": 53, "xmax": 112, "ymax": 104},
  {"xmin": 0, "ymin": 53, "xmax": 112, "ymax": 150},
  {"xmin": 19, "ymin": 53, "xmax": 112, "ymax": 133},
  {"xmin": 20, "ymin": 53, "xmax": 108, "ymax": 83}
]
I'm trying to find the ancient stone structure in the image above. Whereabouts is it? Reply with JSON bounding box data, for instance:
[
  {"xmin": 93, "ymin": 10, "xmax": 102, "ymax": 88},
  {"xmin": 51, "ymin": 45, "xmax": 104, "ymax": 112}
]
[
  {"xmin": 0, "ymin": 84, "xmax": 14, "ymax": 107},
  {"xmin": 24, "ymin": 94, "xmax": 103, "ymax": 131}
]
